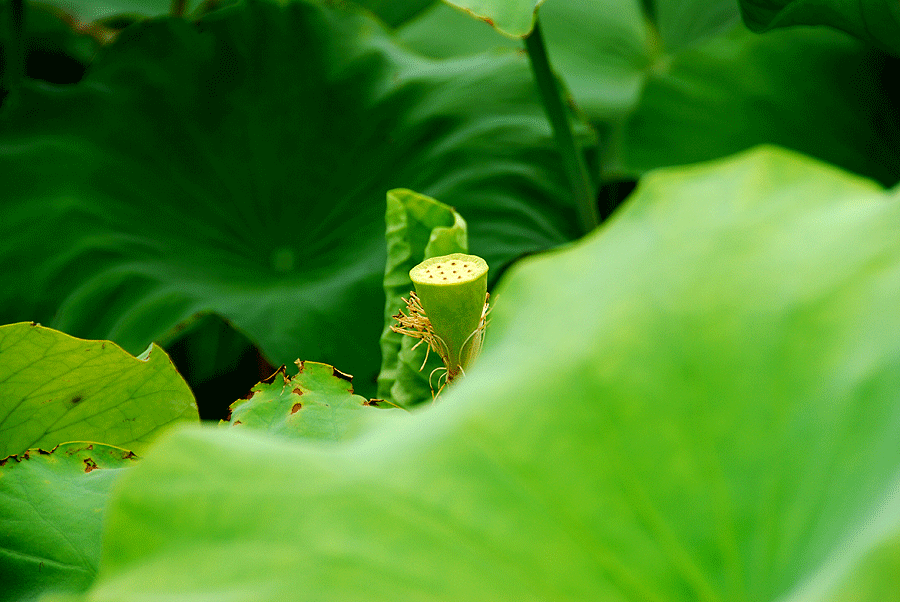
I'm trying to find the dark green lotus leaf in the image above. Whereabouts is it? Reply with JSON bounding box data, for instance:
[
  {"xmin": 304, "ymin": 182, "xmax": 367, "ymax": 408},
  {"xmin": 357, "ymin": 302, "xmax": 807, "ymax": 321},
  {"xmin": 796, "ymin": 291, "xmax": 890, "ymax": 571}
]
[
  {"xmin": 226, "ymin": 361, "xmax": 402, "ymax": 441},
  {"xmin": 0, "ymin": 323, "xmax": 197, "ymax": 458},
  {"xmin": 0, "ymin": 442, "xmax": 138, "ymax": 602},
  {"xmin": 67, "ymin": 146, "xmax": 900, "ymax": 600},
  {"xmin": 739, "ymin": 0, "xmax": 900, "ymax": 56},
  {"xmin": 378, "ymin": 189, "xmax": 467, "ymax": 405},
  {"xmin": 0, "ymin": 0, "xmax": 578, "ymax": 397}
]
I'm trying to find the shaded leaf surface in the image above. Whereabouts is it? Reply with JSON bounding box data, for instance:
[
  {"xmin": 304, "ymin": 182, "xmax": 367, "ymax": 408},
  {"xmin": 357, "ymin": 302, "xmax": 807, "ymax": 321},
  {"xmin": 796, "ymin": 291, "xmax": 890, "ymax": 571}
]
[
  {"xmin": 0, "ymin": 0, "xmax": 578, "ymax": 396},
  {"xmin": 378, "ymin": 189, "xmax": 467, "ymax": 405},
  {"xmin": 226, "ymin": 361, "xmax": 400, "ymax": 442},
  {"xmin": 739, "ymin": 0, "xmax": 900, "ymax": 56},
  {"xmin": 0, "ymin": 442, "xmax": 138, "ymax": 602},
  {"xmin": 0, "ymin": 323, "xmax": 197, "ymax": 458},
  {"xmin": 77, "ymin": 147, "xmax": 900, "ymax": 601}
]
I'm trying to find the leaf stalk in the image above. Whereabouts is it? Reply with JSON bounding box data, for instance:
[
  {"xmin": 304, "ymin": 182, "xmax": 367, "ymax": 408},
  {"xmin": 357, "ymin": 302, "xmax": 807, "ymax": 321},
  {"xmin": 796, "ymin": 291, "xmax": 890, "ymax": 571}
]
[{"xmin": 524, "ymin": 15, "xmax": 599, "ymax": 234}]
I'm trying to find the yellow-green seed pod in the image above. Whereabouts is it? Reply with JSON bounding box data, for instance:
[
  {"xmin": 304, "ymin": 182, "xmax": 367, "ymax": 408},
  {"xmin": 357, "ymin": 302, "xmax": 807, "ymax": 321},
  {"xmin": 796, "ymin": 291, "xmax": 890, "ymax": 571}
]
[{"xmin": 409, "ymin": 253, "xmax": 488, "ymax": 376}]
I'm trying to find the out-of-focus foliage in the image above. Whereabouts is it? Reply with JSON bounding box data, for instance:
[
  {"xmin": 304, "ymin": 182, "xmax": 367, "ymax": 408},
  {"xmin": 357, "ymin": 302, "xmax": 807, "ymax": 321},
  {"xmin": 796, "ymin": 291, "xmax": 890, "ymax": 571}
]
[
  {"xmin": 0, "ymin": 0, "xmax": 579, "ymax": 397},
  {"xmin": 739, "ymin": 0, "xmax": 900, "ymax": 56},
  {"xmin": 399, "ymin": 0, "xmax": 900, "ymax": 186}
]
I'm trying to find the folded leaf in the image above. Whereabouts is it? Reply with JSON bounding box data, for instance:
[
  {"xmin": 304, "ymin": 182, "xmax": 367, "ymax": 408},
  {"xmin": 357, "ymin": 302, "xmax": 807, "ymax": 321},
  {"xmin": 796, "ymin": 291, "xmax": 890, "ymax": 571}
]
[{"xmin": 378, "ymin": 189, "xmax": 468, "ymax": 405}]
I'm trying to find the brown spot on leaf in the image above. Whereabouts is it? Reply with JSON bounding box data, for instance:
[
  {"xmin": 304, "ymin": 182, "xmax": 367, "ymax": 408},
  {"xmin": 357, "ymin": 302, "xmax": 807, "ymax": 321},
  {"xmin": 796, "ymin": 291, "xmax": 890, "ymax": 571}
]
[
  {"xmin": 365, "ymin": 399, "xmax": 383, "ymax": 407},
  {"xmin": 233, "ymin": 420, "xmax": 243, "ymax": 426},
  {"xmin": 290, "ymin": 403, "xmax": 303, "ymax": 414},
  {"xmin": 292, "ymin": 388, "xmax": 304, "ymax": 396},
  {"xmin": 83, "ymin": 458, "xmax": 98, "ymax": 473},
  {"xmin": 71, "ymin": 395, "xmax": 83, "ymax": 405},
  {"xmin": 86, "ymin": 444, "xmax": 93, "ymax": 450},
  {"xmin": 122, "ymin": 450, "xmax": 137, "ymax": 460},
  {"xmin": 483, "ymin": 16, "xmax": 494, "ymax": 26}
]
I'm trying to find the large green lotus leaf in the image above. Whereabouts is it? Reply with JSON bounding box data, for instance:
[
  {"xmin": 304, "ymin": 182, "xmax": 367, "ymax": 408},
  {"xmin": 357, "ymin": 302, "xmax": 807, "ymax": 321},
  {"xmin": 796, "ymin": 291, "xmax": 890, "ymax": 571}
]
[
  {"xmin": 441, "ymin": 0, "xmax": 543, "ymax": 37},
  {"xmin": 0, "ymin": 442, "xmax": 138, "ymax": 602},
  {"xmin": 226, "ymin": 361, "xmax": 402, "ymax": 441},
  {"xmin": 613, "ymin": 24, "xmax": 900, "ymax": 185},
  {"xmin": 739, "ymin": 0, "xmax": 900, "ymax": 56},
  {"xmin": 0, "ymin": 323, "xmax": 197, "ymax": 458},
  {"xmin": 72, "ymin": 147, "xmax": 900, "ymax": 601},
  {"xmin": 0, "ymin": 0, "xmax": 578, "ymax": 397},
  {"xmin": 378, "ymin": 189, "xmax": 467, "ymax": 405}
]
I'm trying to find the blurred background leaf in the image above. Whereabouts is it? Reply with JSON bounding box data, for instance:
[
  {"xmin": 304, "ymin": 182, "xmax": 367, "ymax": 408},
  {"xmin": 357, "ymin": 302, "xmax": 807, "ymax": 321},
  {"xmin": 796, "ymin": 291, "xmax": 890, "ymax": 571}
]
[
  {"xmin": 350, "ymin": 0, "xmax": 434, "ymax": 27},
  {"xmin": 397, "ymin": 0, "xmax": 900, "ymax": 186},
  {"xmin": 439, "ymin": 0, "xmax": 543, "ymax": 38},
  {"xmin": 0, "ymin": 0, "xmax": 580, "ymax": 398},
  {"xmin": 0, "ymin": 1, "xmax": 98, "ymax": 104},
  {"xmin": 738, "ymin": 0, "xmax": 900, "ymax": 56}
]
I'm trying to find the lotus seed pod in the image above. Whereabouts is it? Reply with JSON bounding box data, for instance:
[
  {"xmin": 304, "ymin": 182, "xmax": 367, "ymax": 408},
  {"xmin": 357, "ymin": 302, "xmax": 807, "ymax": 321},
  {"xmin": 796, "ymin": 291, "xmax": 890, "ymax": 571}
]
[{"xmin": 409, "ymin": 253, "xmax": 488, "ymax": 376}]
